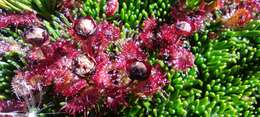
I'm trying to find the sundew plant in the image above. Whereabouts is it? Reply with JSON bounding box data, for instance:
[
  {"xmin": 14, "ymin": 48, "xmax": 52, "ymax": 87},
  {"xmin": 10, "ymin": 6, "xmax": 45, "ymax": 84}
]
[{"xmin": 0, "ymin": 0, "xmax": 259, "ymax": 116}]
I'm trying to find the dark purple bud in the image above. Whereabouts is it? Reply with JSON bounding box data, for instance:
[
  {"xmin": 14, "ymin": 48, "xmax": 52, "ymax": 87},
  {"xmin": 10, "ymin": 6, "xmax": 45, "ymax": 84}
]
[
  {"xmin": 23, "ymin": 27, "xmax": 48, "ymax": 46},
  {"xmin": 128, "ymin": 61, "xmax": 151, "ymax": 81}
]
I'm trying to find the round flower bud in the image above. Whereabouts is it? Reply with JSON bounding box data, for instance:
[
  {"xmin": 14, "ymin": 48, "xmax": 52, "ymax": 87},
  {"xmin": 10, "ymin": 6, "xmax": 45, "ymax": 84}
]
[
  {"xmin": 73, "ymin": 54, "xmax": 95, "ymax": 77},
  {"xmin": 23, "ymin": 27, "xmax": 48, "ymax": 46},
  {"xmin": 129, "ymin": 61, "xmax": 151, "ymax": 81},
  {"xmin": 175, "ymin": 21, "xmax": 193, "ymax": 36},
  {"xmin": 75, "ymin": 17, "xmax": 96, "ymax": 37}
]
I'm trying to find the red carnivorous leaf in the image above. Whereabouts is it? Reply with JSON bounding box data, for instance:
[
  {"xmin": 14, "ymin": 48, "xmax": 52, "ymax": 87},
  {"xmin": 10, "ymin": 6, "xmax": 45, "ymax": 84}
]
[{"xmin": 0, "ymin": 12, "xmax": 39, "ymax": 29}]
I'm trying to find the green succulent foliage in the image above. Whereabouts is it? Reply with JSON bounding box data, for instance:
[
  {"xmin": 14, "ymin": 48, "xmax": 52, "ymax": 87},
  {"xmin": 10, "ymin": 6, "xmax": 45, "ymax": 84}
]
[
  {"xmin": 82, "ymin": 0, "xmax": 175, "ymax": 29},
  {"xmin": 118, "ymin": 0, "xmax": 175, "ymax": 28},
  {"xmin": 185, "ymin": 0, "xmax": 201, "ymax": 11},
  {"xmin": 0, "ymin": 52, "xmax": 25, "ymax": 99},
  {"xmin": 0, "ymin": 0, "xmax": 59, "ymax": 18},
  {"xmin": 0, "ymin": 29, "xmax": 26, "ymax": 100},
  {"xmin": 0, "ymin": 0, "xmax": 33, "ymax": 12},
  {"xmin": 43, "ymin": 13, "xmax": 72, "ymax": 41},
  {"xmin": 190, "ymin": 21, "xmax": 260, "ymax": 116},
  {"xmin": 81, "ymin": 0, "xmax": 106, "ymax": 21}
]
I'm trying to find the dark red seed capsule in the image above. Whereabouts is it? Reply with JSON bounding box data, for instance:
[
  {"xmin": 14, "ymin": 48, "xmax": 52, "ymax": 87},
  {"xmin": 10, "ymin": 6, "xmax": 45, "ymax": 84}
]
[
  {"xmin": 128, "ymin": 61, "xmax": 151, "ymax": 81},
  {"xmin": 132, "ymin": 67, "xmax": 166, "ymax": 97}
]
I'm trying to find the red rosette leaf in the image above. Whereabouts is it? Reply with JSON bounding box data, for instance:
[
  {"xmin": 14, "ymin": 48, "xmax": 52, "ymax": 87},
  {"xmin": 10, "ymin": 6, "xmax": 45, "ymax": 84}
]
[
  {"xmin": 62, "ymin": 98, "xmax": 85, "ymax": 116},
  {"xmin": 51, "ymin": 69, "xmax": 86, "ymax": 97},
  {"xmin": 104, "ymin": 86, "xmax": 128, "ymax": 109},
  {"xmin": 27, "ymin": 47, "xmax": 46, "ymax": 62},
  {"xmin": 139, "ymin": 23, "xmax": 184, "ymax": 50},
  {"xmin": 0, "ymin": 100, "xmax": 26, "ymax": 113},
  {"xmin": 119, "ymin": 41, "xmax": 146, "ymax": 61},
  {"xmin": 142, "ymin": 17, "xmax": 157, "ymax": 32},
  {"xmin": 57, "ymin": 79, "xmax": 87, "ymax": 97},
  {"xmin": 89, "ymin": 34, "xmax": 110, "ymax": 55},
  {"xmin": 60, "ymin": 0, "xmax": 82, "ymax": 10},
  {"xmin": 20, "ymin": 40, "xmax": 89, "ymax": 97},
  {"xmin": 162, "ymin": 45, "xmax": 195, "ymax": 71},
  {"xmin": 0, "ymin": 12, "xmax": 39, "ymax": 29},
  {"xmin": 62, "ymin": 87, "xmax": 100, "ymax": 115},
  {"xmin": 105, "ymin": 0, "xmax": 119, "ymax": 17},
  {"xmin": 92, "ymin": 61, "xmax": 112, "ymax": 88},
  {"xmin": 139, "ymin": 31, "xmax": 155, "ymax": 49},
  {"xmin": 40, "ymin": 40, "xmax": 79, "ymax": 61},
  {"xmin": 171, "ymin": 4, "xmax": 187, "ymax": 22},
  {"xmin": 138, "ymin": 17, "xmax": 158, "ymax": 49},
  {"xmin": 242, "ymin": 0, "xmax": 260, "ymax": 12},
  {"xmin": 68, "ymin": 27, "xmax": 87, "ymax": 43},
  {"xmin": 96, "ymin": 21, "xmax": 120, "ymax": 41},
  {"xmin": 132, "ymin": 67, "xmax": 167, "ymax": 97},
  {"xmin": 94, "ymin": 51, "xmax": 110, "ymax": 64},
  {"xmin": 157, "ymin": 24, "xmax": 182, "ymax": 45},
  {"xmin": 27, "ymin": 40, "xmax": 79, "ymax": 71},
  {"xmin": 116, "ymin": 41, "xmax": 147, "ymax": 69}
]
